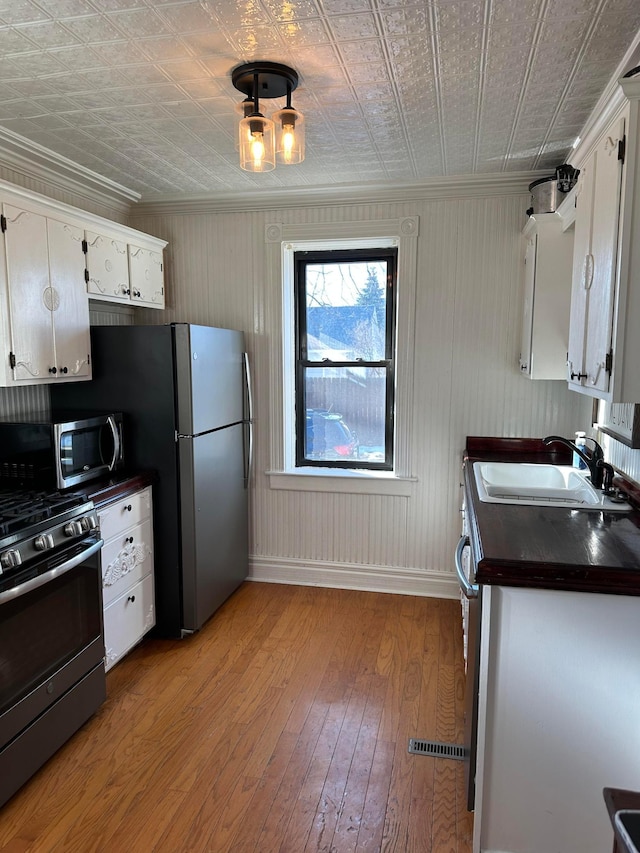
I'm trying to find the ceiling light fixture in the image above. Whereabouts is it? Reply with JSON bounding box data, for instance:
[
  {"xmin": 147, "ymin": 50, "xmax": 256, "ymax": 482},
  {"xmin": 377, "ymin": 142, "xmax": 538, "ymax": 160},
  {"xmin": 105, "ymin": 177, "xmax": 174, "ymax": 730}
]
[{"xmin": 231, "ymin": 62, "xmax": 304, "ymax": 173}]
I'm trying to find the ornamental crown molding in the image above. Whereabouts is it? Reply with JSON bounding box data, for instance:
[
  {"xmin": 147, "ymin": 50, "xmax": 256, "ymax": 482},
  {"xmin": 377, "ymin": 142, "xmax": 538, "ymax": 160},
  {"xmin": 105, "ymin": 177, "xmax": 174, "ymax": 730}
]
[
  {"xmin": 131, "ymin": 171, "xmax": 539, "ymax": 217},
  {"xmin": 0, "ymin": 125, "xmax": 140, "ymax": 212}
]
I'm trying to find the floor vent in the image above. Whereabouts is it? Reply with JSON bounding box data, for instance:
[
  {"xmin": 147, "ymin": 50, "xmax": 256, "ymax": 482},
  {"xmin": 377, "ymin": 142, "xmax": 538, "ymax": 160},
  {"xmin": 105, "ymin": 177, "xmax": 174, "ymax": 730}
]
[{"xmin": 408, "ymin": 739, "xmax": 465, "ymax": 760}]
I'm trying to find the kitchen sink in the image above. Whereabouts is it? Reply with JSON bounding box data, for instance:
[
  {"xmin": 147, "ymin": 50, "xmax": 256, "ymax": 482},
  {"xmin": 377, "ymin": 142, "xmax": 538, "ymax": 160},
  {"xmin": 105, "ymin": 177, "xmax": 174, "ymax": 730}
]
[{"xmin": 473, "ymin": 461, "xmax": 632, "ymax": 511}]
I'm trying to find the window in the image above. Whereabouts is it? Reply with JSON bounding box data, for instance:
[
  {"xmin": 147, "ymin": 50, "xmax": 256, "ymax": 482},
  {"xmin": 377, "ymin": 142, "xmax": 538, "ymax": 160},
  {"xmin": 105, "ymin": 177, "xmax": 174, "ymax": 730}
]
[{"xmin": 294, "ymin": 247, "xmax": 397, "ymax": 470}]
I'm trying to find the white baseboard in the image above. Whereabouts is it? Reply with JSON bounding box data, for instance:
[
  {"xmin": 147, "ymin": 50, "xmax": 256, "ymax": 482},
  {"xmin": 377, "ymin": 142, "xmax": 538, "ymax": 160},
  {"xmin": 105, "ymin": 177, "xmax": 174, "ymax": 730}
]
[{"xmin": 248, "ymin": 555, "xmax": 459, "ymax": 599}]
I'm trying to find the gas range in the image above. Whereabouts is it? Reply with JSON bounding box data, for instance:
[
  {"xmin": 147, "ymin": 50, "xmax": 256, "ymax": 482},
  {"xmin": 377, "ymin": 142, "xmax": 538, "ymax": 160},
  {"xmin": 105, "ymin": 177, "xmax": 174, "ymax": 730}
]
[
  {"xmin": 0, "ymin": 487, "xmax": 98, "ymax": 583},
  {"xmin": 0, "ymin": 486, "xmax": 105, "ymax": 810}
]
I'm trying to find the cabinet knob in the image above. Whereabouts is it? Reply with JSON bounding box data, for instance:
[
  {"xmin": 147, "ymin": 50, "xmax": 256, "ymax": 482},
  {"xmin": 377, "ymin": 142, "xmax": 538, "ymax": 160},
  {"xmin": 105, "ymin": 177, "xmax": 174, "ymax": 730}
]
[
  {"xmin": 48, "ymin": 366, "xmax": 57, "ymax": 374},
  {"xmin": 134, "ymin": 290, "xmax": 141, "ymax": 298},
  {"xmin": 125, "ymin": 504, "xmax": 132, "ymax": 512},
  {"xmin": 127, "ymin": 595, "xmax": 136, "ymax": 603},
  {"xmin": 126, "ymin": 536, "xmax": 134, "ymax": 544},
  {"xmin": 570, "ymin": 371, "xmax": 587, "ymax": 380},
  {"xmin": 125, "ymin": 289, "xmax": 131, "ymax": 295},
  {"xmin": 60, "ymin": 366, "xmax": 68, "ymax": 374}
]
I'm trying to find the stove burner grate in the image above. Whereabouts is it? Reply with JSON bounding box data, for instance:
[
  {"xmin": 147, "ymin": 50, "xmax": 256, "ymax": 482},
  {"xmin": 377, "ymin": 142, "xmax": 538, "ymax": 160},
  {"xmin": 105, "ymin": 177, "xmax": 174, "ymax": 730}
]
[{"xmin": 0, "ymin": 489, "xmax": 88, "ymax": 538}]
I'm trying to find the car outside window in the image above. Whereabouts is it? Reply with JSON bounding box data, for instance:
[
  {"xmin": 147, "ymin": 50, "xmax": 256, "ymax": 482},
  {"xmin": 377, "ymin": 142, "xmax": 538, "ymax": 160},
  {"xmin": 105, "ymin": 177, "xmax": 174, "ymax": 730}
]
[{"xmin": 294, "ymin": 247, "xmax": 397, "ymax": 470}]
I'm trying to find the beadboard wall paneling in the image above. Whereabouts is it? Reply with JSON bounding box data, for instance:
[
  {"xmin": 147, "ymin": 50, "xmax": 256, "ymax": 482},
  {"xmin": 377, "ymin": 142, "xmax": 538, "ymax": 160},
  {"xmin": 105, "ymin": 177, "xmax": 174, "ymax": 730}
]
[
  {"xmin": 600, "ymin": 435, "xmax": 640, "ymax": 486},
  {"xmin": 0, "ymin": 385, "xmax": 48, "ymax": 419},
  {"xmin": 128, "ymin": 196, "xmax": 592, "ymax": 597}
]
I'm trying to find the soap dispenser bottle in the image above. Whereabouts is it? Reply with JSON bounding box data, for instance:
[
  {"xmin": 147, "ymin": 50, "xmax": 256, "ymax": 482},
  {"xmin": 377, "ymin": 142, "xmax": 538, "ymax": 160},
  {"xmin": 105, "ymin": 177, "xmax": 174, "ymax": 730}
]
[{"xmin": 573, "ymin": 431, "xmax": 588, "ymax": 470}]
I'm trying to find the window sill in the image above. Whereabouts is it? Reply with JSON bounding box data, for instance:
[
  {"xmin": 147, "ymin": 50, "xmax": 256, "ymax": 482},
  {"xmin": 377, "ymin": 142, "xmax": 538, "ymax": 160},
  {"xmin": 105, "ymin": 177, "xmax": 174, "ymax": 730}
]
[{"xmin": 267, "ymin": 468, "xmax": 417, "ymax": 496}]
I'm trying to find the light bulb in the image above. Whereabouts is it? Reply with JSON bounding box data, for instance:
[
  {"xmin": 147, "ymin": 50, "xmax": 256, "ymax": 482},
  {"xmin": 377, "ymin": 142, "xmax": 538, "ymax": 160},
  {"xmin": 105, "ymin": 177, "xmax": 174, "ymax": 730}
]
[
  {"xmin": 282, "ymin": 124, "xmax": 295, "ymax": 163},
  {"xmin": 251, "ymin": 133, "xmax": 265, "ymax": 169}
]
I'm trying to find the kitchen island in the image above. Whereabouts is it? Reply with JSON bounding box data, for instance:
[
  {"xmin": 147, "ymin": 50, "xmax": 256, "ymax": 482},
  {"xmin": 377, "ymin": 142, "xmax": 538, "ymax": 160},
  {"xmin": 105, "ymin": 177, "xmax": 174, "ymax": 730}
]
[{"xmin": 464, "ymin": 438, "xmax": 640, "ymax": 853}]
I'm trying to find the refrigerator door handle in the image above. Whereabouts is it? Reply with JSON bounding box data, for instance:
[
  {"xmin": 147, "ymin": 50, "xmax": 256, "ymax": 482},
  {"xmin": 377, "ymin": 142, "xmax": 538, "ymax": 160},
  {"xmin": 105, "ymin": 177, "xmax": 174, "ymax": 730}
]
[{"xmin": 243, "ymin": 352, "xmax": 254, "ymax": 487}]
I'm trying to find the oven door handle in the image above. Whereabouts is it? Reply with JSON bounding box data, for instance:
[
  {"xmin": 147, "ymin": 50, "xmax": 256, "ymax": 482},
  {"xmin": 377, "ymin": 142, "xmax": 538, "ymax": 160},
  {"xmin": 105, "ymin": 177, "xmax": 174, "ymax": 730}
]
[
  {"xmin": 107, "ymin": 415, "xmax": 121, "ymax": 472},
  {"xmin": 0, "ymin": 539, "xmax": 103, "ymax": 605},
  {"xmin": 455, "ymin": 534, "xmax": 478, "ymax": 599}
]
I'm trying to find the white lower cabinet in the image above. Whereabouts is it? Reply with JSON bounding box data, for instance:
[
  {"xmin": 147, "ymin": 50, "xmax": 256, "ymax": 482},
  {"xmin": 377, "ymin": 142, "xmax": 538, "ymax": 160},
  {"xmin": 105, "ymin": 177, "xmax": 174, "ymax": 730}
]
[
  {"xmin": 98, "ymin": 486, "xmax": 155, "ymax": 671},
  {"xmin": 474, "ymin": 586, "xmax": 640, "ymax": 853}
]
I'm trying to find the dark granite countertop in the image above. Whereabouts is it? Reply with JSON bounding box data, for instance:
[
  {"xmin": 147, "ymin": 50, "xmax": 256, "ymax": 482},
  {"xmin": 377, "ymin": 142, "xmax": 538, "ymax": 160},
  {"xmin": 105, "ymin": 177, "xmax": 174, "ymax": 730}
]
[
  {"xmin": 78, "ymin": 470, "xmax": 155, "ymax": 509},
  {"xmin": 464, "ymin": 437, "xmax": 640, "ymax": 596}
]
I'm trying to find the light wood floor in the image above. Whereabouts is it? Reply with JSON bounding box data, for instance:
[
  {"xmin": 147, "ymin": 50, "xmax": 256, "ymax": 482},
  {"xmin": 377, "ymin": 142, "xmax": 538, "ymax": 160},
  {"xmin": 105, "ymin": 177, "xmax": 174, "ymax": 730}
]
[{"xmin": 0, "ymin": 583, "xmax": 473, "ymax": 852}]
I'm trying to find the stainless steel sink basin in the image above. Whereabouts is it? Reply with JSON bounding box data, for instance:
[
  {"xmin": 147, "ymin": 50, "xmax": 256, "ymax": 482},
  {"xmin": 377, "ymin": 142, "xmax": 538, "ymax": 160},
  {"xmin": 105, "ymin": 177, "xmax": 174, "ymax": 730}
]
[{"xmin": 473, "ymin": 461, "xmax": 631, "ymax": 511}]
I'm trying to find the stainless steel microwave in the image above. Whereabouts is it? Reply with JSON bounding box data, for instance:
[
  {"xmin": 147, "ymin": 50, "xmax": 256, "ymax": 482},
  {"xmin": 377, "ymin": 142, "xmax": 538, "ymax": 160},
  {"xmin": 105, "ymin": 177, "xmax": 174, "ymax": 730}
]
[{"xmin": 0, "ymin": 413, "xmax": 124, "ymax": 490}]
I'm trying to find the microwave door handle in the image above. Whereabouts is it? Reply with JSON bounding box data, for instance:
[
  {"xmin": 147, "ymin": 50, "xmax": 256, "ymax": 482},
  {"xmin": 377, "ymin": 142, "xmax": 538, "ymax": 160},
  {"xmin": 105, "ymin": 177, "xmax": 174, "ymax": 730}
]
[
  {"xmin": 107, "ymin": 415, "xmax": 121, "ymax": 472},
  {"xmin": 455, "ymin": 535, "xmax": 478, "ymax": 599}
]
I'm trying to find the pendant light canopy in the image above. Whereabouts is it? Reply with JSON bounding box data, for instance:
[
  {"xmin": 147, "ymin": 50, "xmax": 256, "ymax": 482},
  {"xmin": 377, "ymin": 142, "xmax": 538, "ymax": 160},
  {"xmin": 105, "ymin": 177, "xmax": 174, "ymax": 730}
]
[{"xmin": 232, "ymin": 62, "xmax": 305, "ymax": 173}]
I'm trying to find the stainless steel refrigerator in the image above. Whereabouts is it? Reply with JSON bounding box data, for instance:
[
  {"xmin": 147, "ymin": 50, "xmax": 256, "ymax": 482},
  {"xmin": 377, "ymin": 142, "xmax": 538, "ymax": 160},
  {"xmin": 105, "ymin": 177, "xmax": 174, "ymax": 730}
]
[{"xmin": 51, "ymin": 323, "xmax": 252, "ymax": 638}]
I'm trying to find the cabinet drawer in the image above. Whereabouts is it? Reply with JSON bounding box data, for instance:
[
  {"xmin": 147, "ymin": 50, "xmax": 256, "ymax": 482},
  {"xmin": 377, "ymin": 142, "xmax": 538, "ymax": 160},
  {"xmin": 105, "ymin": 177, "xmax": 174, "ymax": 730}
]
[
  {"xmin": 101, "ymin": 518, "xmax": 153, "ymax": 607},
  {"xmin": 103, "ymin": 573, "xmax": 155, "ymax": 672},
  {"xmin": 98, "ymin": 487, "xmax": 151, "ymax": 542}
]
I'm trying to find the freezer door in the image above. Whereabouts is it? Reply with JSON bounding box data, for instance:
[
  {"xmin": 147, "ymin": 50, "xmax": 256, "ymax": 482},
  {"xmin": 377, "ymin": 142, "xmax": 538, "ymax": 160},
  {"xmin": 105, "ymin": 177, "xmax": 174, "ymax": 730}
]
[
  {"xmin": 178, "ymin": 424, "xmax": 248, "ymax": 632},
  {"xmin": 173, "ymin": 324, "xmax": 245, "ymax": 435}
]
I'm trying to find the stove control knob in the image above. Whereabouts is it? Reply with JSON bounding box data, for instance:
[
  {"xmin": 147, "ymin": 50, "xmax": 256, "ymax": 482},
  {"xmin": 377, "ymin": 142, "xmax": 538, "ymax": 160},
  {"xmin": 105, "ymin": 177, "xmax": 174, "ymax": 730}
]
[
  {"xmin": 0, "ymin": 549, "xmax": 22, "ymax": 569},
  {"xmin": 64, "ymin": 520, "xmax": 84, "ymax": 537},
  {"xmin": 34, "ymin": 533, "xmax": 55, "ymax": 552},
  {"xmin": 85, "ymin": 515, "xmax": 98, "ymax": 530}
]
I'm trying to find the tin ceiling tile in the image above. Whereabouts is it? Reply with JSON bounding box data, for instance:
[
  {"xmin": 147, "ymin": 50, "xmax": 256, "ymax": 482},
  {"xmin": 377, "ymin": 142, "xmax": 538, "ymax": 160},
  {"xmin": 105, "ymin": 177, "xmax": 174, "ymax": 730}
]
[
  {"xmin": 63, "ymin": 15, "xmax": 127, "ymax": 43},
  {"xmin": 0, "ymin": 0, "xmax": 49, "ymax": 25},
  {"xmin": 326, "ymin": 13, "xmax": 380, "ymax": 41},
  {"xmin": 0, "ymin": 0, "xmax": 635, "ymax": 195}
]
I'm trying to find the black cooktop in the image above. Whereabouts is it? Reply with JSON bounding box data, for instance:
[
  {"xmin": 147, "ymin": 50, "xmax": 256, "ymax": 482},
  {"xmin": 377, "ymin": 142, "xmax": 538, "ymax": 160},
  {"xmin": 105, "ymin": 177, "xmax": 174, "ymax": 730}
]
[{"xmin": 0, "ymin": 489, "xmax": 88, "ymax": 538}]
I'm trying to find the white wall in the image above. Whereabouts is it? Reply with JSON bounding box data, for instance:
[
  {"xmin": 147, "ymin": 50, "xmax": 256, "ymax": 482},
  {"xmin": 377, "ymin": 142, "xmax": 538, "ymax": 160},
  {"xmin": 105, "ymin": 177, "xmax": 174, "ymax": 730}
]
[{"xmin": 129, "ymin": 191, "xmax": 592, "ymax": 597}]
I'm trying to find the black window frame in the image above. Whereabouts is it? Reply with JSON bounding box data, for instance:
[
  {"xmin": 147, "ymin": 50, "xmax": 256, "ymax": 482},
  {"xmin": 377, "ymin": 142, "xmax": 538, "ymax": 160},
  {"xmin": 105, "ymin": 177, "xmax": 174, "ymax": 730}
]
[{"xmin": 294, "ymin": 246, "xmax": 397, "ymax": 471}]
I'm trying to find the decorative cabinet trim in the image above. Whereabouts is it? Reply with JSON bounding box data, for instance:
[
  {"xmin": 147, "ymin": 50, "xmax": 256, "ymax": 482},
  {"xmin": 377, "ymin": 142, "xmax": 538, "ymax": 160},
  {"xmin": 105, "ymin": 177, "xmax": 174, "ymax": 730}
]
[
  {"xmin": 99, "ymin": 486, "xmax": 155, "ymax": 672},
  {"xmin": 103, "ymin": 540, "xmax": 151, "ymax": 588}
]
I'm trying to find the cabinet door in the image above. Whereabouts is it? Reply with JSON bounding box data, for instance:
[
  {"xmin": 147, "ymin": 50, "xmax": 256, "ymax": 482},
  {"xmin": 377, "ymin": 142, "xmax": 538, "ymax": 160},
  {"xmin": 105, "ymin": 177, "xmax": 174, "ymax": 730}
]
[
  {"xmin": 103, "ymin": 573, "xmax": 155, "ymax": 672},
  {"xmin": 85, "ymin": 231, "xmax": 129, "ymax": 301},
  {"xmin": 567, "ymin": 164, "xmax": 594, "ymax": 388},
  {"xmin": 583, "ymin": 117, "xmax": 625, "ymax": 395},
  {"xmin": 47, "ymin": 217, "xmax": 91, "ymax": 379},
  {"xmin": 2, "ymin": 203, "xmax": 54, "ymax": 381},
  {"xmin": 519, "ymin": 235, "xmax": 536, "ymax": 376},
  {"xmin": 128, "ymin": 244, "xmax": 164, "ymax": 307}
]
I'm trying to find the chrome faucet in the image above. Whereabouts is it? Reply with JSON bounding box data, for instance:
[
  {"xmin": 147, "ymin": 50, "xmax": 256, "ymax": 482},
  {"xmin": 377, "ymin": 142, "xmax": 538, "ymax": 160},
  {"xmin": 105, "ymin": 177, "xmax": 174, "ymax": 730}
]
[{"xmin": 543, "ymin": 435, "xmax": 609, "ymax": 490}]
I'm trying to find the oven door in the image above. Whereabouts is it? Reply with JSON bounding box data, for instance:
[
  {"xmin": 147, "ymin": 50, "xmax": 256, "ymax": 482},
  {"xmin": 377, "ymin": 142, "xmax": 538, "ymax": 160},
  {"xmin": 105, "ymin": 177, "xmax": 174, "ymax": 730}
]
[
  {"xmin": 54, "ymin": 415, "xmax": 123, "ymax": 489},
  {"xmin": 0, "ymin": 537, "xmax": 105, "ymax": 752},
  {"xmin": 455, "ymin": 534, "xmax": 480, "ymax": 812}
]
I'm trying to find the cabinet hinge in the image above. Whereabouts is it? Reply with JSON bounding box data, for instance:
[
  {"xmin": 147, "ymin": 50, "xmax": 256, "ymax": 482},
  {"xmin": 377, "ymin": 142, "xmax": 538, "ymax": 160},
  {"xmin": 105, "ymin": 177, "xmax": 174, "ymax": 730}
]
[
  {"xmin": 84, "ymin": 269, "xmax": 89, "ymax": 283},
  {"xmin": 82, "ymin": 239, "xmax": 88, "ymax": 254},
  {"xmin": 618, "ymin": 136, "xmax": 626, "ymax": 164},
  {"xmin": 9, "ymin": 351, "xmax": 15, "ymax": 369},
  {"xmin": 0, "ymin": 215, "xmax": 6, "ymax": 233},
  {"xmin": 160, "ymin": 263, "xmax": 163, "ymax": 272},
  {"xmin": 605, "ymin": 349, "xmax": 613, "ymax": 373},
  {"xmin": 87, "ymin": 353, "xmax": 90, "ymax": 365}
]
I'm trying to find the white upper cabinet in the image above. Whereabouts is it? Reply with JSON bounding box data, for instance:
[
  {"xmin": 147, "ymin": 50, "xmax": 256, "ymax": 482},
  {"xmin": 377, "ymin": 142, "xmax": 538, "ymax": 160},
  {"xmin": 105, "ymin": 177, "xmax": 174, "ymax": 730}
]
[
  {"xmin": 127, "ymin": 243, "xmax": 164, "ymax": 307},
  {"xmin": 567, "ymin": 76, "xmax": 640, "ymax": 401},
  {"xmin": 0, "ymin": 178, "xmax": 167, "ymax": 386},
  {"xmin": 2, "ymin": 204, "xmax": 90, "ymax": 384},
  {"xmin": 85, "ymin": 231, "xmax": 165, "ymax": 309},
  {"xmin": 519, "ymin": 212, "xmax": 573, "ymax": 380},
  {"xmin": 85, "ymin": 231, "xmax": 129, "ymax": 302}
]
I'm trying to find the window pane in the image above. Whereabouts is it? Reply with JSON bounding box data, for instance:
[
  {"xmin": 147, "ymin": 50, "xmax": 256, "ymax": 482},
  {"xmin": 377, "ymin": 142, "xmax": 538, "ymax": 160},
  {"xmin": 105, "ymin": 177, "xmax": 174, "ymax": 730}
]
[
  {"xmin": 305, "ymin": 261, "xmax": 387, "ymax": 361},
  {"xmin": 303, "ymin": 366, "xmax": 387, "ymax": 463}
]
